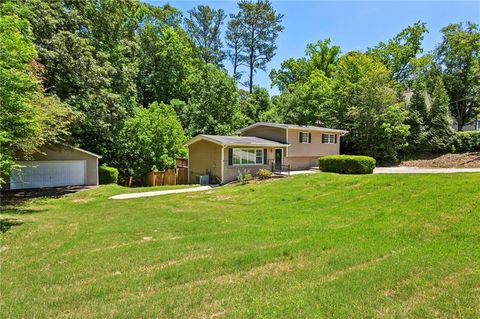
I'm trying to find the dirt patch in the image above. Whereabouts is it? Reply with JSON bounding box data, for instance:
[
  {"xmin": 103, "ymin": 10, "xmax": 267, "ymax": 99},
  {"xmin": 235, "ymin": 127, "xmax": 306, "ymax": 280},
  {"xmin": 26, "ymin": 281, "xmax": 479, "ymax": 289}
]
[
  {"xmin": 401, "ymin": 153, "xmax": 480, "ymax": 168},
  {"xmin": 1, "ymin": 186, "xmax": 95, "ymax": 206}
]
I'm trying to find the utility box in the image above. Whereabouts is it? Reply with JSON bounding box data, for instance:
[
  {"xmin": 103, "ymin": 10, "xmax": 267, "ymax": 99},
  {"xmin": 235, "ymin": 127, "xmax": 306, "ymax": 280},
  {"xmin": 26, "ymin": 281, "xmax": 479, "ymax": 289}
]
[{"xmin": 199, "ymin": 175, "xmax": 209, "ymax": 185}]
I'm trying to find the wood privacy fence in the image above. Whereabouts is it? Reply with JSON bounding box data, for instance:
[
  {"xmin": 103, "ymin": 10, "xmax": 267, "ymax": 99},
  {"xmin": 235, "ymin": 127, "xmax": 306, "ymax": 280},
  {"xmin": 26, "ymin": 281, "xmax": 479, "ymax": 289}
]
[{"xmin": 145, "ymin": 168, "xmax": 188, "ymax": 186}]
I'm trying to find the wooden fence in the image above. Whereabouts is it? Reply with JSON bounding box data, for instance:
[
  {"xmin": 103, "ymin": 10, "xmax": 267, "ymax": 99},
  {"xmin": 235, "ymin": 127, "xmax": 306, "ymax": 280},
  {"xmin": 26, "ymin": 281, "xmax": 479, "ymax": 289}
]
[{"xmin": 145, "ymin": 168, "xmax": 188, "ymax": 186}]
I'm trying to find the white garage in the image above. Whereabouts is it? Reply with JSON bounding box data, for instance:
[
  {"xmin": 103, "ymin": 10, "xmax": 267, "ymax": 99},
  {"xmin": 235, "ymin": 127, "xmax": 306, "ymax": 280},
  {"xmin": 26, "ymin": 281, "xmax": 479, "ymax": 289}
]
[{"xmin": 7, "ymin": 145, "xmax": 101, "ymax": 190}]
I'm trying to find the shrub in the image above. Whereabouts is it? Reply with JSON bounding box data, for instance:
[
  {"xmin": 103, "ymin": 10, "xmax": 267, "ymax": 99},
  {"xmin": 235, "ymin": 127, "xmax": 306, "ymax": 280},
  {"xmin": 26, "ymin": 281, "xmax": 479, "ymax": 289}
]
[
  {"xmin": 319, "ymin": 155, "xmax": 376, "ymax": 174},
  {"xmin": 452, "ymin": 131, "xmax": 480, "ymax": 153},
  {"xmin": 257, "ymin": 169, "xmax": 272, "ymax": 180},
  {"xmin": 99, "ymin": 165, "xmax": 119, "ymax": 184}
]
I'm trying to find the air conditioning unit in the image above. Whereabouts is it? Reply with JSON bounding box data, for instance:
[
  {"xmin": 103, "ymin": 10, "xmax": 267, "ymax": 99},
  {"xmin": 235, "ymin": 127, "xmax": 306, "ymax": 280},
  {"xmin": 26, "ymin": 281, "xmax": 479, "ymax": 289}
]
[{"xmin": 199, "ymin": 175, "xmax": 209, "ymax": 185}]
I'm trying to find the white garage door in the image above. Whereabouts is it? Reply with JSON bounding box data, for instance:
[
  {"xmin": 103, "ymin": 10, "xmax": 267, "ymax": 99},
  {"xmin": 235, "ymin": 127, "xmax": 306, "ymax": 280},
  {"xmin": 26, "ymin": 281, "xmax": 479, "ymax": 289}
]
[{"xmin": 10, "ymin": 161, "xmax": 86, "ymax": 190}]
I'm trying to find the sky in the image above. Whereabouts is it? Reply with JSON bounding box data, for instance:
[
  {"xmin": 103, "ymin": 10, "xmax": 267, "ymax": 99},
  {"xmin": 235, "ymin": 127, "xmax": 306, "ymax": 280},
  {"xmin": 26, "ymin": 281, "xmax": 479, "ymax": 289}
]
[{"xmin": 145, "ymin": 0, "xmax": 480, "ymax": 94}]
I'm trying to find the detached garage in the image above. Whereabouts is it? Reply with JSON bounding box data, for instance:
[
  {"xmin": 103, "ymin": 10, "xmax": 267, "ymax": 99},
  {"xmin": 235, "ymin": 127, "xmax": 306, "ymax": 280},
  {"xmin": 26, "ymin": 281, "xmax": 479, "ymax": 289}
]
[{"xmin": 8, "ymin": 145, "xmax": 101, "ymax": 190}]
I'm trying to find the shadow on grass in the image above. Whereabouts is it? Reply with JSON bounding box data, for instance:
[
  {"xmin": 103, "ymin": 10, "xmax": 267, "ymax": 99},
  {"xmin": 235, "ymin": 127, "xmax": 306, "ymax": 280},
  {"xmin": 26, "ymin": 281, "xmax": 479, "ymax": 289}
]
[
  {"xmin": 1, "ymin": 186, "xmax": 92, "ymax": 206},
  {"xmin": 0, "ymin": 218, "xmax": 24, "ymax": 233}
]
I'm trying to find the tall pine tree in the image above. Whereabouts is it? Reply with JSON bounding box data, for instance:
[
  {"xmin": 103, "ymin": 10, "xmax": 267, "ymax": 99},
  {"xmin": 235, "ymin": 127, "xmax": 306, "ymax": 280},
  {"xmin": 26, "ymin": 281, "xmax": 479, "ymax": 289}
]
[{"xmin": 426, "ymin": 77, "xmax": 454, "ymax": 152}]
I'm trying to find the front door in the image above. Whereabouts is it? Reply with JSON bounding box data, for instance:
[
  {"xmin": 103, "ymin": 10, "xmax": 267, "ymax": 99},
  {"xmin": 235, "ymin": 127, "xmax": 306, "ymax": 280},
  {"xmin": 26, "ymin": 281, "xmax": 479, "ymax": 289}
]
[{"xmin": 274, "ymin": 149, "xmax": 282, "ymax": 170}]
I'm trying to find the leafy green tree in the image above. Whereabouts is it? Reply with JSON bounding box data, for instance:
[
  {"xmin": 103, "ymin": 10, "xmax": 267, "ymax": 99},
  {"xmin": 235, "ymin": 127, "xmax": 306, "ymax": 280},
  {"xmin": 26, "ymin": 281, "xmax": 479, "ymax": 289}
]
[
  {"xmin": 234, "ymin": 0, "xmax": 284, "ymax": 93},
  {"xmin": 271, "ymin": 39, "xmax": 340, "ymax": 92},
  {"xmin": 183, "ymin": 64, "xmax": 244, "ymax": 136},
  {"xmin": 334, "ymin": 52, "xmax": 409, "ymax": 162},
  {"xmin": 369, "ymin": 21, "xmax": 428, "ymax": 83},
  {"xmin": 426, "ymin": 77, "xmax": 454, "ymax": 152},
  {"xmin": 239, "ymin": 86, "xmax": 277, "ymax": 124},
  {"xmin": 137, "ymin": 24, "xmax": 195, "ymax": 106},
  {"xmin": 0, "ymin": 2, "xmax": 73, "ymax": 184},
  {"xmin": 436, "ymin": 22, "xmax": 480, "ymax": 130},
  {"xmin": 185, "ymin": 5, "xmax": 226, "ymax": 65},
  {"xmin": 21, "ymin": 0, "xmax": 141, "ymax": 161},
  {"xmin": 116, "ymin": 102, "xmax": 186, "ymax": 180},
  {"xmin": 274, "ymin": 70, "xmax": 334, "ymax": 125}
]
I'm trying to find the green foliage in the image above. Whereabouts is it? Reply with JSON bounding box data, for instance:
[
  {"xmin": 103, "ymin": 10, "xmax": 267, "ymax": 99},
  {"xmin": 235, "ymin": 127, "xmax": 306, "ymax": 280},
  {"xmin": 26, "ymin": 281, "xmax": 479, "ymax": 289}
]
[
  {"xmin": 436, "ymin": 22, "xmax": 480, "ymax": 130},
  {"xmin": 452, "ymin": 131, "xmax": 480, "ymax": 152},
  {"xmin": 319, "ymin": 155, "xmax": 376, "ymax": 174},
  {"xmin": 183, "ymin": 64, "xmax": 244, "ymax": 136},
  {"xmin": 426, "ymin": 77, "xmax": 454, "ymax": 152},
  {"xmin": 0, "ymin": 2, "xmax": 73, "ymax": 185},
  {"xmin": 99, "ymin": 165, "xmax": 119, "ymax": 184},
  {"xmin": 369, "ymin": 21, "xmax": 428, "ymax": 83},
  {"xmin": 116, "ymin": 102, "xmax": 186, "ymax": 180},
  {"xmin": 185, "ymin": 5, "xmax": 226, "ymax": 65},
  {"xmin": 257, "ymin": 169, "xmax": 272, "ymax": 179},
  {"xmin": 239, "ymin": 86, "xmax": 277, "ymax": 124},
  {"xmin": 404, "ymin": 89, "xmax": 428, "ymax": 153}
]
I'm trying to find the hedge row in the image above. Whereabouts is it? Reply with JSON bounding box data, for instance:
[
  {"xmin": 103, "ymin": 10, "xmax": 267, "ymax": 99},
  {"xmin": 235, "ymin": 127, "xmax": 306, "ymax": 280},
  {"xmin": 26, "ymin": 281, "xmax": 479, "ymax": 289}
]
[
  {"xmin": 319, "ymin": 155, "xmax": 376, "ymax": 174},
  {"xmin": 452, "ymin": 131, "xmax": 480, "ymax": 153},
  {"xmin": 99, "ymin": 165, "xmax": 119, "ymax": 184}
]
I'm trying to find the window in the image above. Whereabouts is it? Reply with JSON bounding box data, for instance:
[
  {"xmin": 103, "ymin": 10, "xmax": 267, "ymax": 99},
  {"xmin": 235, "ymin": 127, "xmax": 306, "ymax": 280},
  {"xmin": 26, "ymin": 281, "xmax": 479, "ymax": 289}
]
[
  {"xmin": 300, "ymin": 132, "xmax": 310, "ymax": 143},
  {"xmin": 232, "ymin": 149, "xmax": 264, "ymax": 165},
  {"xmin": 322, "ymin": 133, "xmax": 336, "ymax": 144}
]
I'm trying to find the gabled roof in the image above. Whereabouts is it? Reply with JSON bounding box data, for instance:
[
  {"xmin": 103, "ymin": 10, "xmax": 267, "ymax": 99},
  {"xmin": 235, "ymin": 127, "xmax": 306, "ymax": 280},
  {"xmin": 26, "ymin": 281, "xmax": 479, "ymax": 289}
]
[
  {"xmin": 185, "ymin": 135, "xmax": 289, "ymax": 147},
  {"xmin": 236, "ymin": 122, "xmax": 348, "ymax": 134},
  {"xmin": 70, "ymin": 146, "xmax": 102, "ymax": 158}
]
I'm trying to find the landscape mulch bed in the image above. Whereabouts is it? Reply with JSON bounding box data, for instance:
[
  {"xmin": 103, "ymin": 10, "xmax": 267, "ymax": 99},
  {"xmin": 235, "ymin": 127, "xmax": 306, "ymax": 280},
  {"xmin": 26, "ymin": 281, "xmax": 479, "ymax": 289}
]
[{"xmin": 401, "ymin": 152, "xmax": 480, "ymax": 168}]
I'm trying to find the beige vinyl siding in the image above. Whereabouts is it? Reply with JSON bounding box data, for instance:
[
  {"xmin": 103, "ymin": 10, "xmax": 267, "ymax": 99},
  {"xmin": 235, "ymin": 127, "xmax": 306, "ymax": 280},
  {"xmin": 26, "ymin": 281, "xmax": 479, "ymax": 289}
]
[
  {"xmin": 188, "ymin": 140, "xmax": 222, "ymax": 184},
  {"xmin": 27, "ymin": 146, "xmax": 99, "ymax": 186},
  {"xmin": 284, "ymin": 157, "xmax": 321, "ymax": 170},
  {"xmin": 240, "ymin": 125, "xmax": 287, "ymax": 143},
  {"xmin": 287, "ymin": 129, "xmax": 340, "ymax": 157},
  {"xmin": 222, "ymin": 147, "xmax": 280, "ymax": 183}
]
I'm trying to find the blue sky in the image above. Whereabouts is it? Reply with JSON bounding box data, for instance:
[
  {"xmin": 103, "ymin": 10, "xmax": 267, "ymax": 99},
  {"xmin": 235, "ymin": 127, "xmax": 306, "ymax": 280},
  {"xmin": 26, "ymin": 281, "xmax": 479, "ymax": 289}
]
[{"xmin": 145, "ymin": 1, "xmax": 480, "ymax": 94}]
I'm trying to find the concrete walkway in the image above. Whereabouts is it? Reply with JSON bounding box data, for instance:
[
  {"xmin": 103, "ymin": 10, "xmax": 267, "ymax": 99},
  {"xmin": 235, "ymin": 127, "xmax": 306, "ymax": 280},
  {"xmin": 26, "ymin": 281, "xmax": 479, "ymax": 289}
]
[
  {"xmin": 110, "ymin": 185, "xmax": 218, "ymax": 200},
  {"xmin": 374, "ymin": 167, "xmax": 480, "ymax": 174}
]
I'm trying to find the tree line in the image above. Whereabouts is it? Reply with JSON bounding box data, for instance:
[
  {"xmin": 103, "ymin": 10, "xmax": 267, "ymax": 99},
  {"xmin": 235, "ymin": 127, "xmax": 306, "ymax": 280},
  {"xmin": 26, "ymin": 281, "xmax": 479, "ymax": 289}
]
[{"xmin": 1, "ymin": 0, "xmax": 478, "ymax": 184}]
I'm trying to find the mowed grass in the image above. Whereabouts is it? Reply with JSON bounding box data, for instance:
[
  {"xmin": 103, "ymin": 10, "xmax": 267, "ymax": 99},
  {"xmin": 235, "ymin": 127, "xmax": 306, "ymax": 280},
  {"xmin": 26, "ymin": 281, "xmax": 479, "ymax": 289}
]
[{"xmin": 1, "ymin": 173, "xmax": 479, "ymax": 318}]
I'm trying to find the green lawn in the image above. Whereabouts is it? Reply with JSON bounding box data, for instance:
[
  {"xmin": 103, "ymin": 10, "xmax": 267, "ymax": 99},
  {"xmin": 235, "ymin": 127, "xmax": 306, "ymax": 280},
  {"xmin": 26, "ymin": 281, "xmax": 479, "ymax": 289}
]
[{"xmin": 1, "ymin": 174, "xmax": 479, "ymax": 318}]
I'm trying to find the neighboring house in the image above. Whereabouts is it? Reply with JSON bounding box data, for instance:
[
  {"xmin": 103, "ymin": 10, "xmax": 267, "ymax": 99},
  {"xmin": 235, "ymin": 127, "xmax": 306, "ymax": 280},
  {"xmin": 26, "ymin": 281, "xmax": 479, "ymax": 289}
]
[
  {"xmin": 6, "ymin": 145, "xmax": 101, "ymax": 190},
  {"xmin": 186, "ymin": 122, "xmax": 348, "ymax": 184},
  {"xmin": 452, "ymin": 117, "xmax": 480, "ymax": 132}
]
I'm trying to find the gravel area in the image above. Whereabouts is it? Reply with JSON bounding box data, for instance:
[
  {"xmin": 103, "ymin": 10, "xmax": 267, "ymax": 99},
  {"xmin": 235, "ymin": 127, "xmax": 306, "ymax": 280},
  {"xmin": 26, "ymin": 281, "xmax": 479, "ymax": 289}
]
[{"xmin": 400, "ymin": 153, "xmax": 480, "ymax": 168}]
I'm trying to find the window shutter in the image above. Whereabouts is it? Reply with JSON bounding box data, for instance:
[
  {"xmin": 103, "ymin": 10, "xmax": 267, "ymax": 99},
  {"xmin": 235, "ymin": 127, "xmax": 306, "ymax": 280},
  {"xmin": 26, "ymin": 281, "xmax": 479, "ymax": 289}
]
[
  {"xmin": 263, "ymin": 149, "xmax": 267, "ymax": 164},
  {"xmin": 308, "ymin": 132, "xmax": 312, "ymax": 143},
  {"xmin": 228, "ymin": 148, "xmax": 233, "ymax": 165},
  {"xmin": 322, "ymin": 134, "xmax": 325, "ymax": 143},
  {"xmin": 299, "ymin": 132, "xmax": 302, "ymax": 142},
  {"xmin": 335, "ymin": 134, "xmax": 338, "ymax": 144}
]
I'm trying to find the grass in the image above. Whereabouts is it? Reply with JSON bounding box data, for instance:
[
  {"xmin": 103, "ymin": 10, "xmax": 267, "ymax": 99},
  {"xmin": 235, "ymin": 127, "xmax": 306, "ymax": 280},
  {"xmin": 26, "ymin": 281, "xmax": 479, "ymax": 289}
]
[{"xmin": 1, "ymin": 173, "xmax": 479, "ymax": 318}]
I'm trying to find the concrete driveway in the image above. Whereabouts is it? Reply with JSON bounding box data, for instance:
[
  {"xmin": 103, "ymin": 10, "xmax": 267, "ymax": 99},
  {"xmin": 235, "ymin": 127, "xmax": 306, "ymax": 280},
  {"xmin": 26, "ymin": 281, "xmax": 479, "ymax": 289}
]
[{"xmin": 374, "ymin": 167, "xmax": 480, "ymax": 174}]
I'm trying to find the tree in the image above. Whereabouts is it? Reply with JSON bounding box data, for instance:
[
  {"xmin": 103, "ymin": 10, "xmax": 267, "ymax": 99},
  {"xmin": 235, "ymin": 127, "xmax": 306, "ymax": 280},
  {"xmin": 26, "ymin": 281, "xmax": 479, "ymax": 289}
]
[
  {"xmin": 225, "ymin": 14, "xmax": 245, "ymax": 81},
  {"xmin": 369, "ymin": 21, "xmax": 428, "ymax": 83},
  {"xmin": 0, "ymin": 2, "xmax": 73, "ymax": 184},
  {"xmin": 426, "ymin": 77, "xmax": 454, "ymax": 152},
  {"xmin": 137, "ymin": 24, "xmax": 195, "ymax": 106},
  {"xmin": 333, "ymin": 52, "xmax": 409, "ymax": 162},
  {"xmin": 404, "ymin": 89, "xmax": 428, "ymax": 153},
  {"xmin": 21, "ymin": 0, "xmax": 141, "ymax": 161},
  {"xmin": 239, "ymin": 86, "xmax": 277, "ymax": 124},
  {"xmin": 183, "ymin": 64, "xmax": 244, "ymax": 136},
  {"xmin": 234, "ymin": 0, "xmax": 284, "ymax": 93},
  {"xmin": 184, "ymin": 5, "xmax": 226, "ymax": 65},
  {"xmin": 436, "ymin": 22, "xmax": 480, "ymax": 130},
  {"xmin": 116, "ymin": 102, "xmax": 186, "ymax": 180},
  {"xmin": 270, "ymin": 39, "xmax": 340, "ymax": 92}
]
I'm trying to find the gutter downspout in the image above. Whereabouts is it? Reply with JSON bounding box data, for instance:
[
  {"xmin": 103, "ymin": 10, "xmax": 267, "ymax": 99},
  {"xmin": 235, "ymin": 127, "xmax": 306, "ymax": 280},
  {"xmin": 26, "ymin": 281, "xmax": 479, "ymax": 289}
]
[{"xmin": 221, "ymin": 144, "xmax": 227, "ymax": 184}]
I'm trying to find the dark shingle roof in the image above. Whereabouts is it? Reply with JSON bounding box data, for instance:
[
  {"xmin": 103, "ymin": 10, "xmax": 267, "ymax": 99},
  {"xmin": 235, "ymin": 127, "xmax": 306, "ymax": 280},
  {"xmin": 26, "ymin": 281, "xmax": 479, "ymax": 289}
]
[
  {"xmin": 236, "ymin": 122, "xmax": 348, "ymax": 134},
  {"xmin": 186, "ymin": 135, "xmax": 288, "ymax": 147}
]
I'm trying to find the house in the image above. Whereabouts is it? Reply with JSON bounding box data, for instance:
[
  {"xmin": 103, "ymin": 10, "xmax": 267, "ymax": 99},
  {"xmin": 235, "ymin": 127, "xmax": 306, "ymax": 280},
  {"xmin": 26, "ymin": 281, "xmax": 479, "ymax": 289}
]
[
  {"xmin": 6, "ymin": 145, "xmax": 101, "ymax": 190},
  {"xmin": 452, "ymin": 117, "xmax": 480, "ymax": 131},
  {"xmin": 186, "ymin": 122, "xmax": 348, "ymax": 184}
]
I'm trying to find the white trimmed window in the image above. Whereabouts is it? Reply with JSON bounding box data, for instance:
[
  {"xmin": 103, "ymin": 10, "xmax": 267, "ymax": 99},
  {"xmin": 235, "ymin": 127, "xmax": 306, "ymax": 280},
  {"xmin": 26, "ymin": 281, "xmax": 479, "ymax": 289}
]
[
  {"xmin": 232, "ymin": 149, "xmax": 264, "ymax": 165},
  {"xmin": 322, "ymin": 133, "xmax": 336, "ymax": 144},
  {"xmin": 300, "ymin": 132, "xmax": 310, "ymax": 143}
]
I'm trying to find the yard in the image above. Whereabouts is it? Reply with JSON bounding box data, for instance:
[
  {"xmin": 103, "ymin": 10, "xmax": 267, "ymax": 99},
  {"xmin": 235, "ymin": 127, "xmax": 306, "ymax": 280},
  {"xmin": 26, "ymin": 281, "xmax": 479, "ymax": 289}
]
[{"xmin": 1, "ymin": 173, "xmax": 479, "ymax": 318}]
